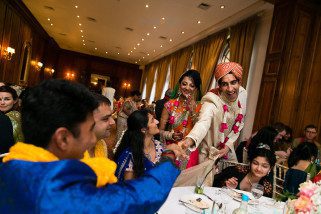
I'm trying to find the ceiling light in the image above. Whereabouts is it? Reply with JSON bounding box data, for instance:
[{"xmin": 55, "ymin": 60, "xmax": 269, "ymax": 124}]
[
  {"xmin": 135, "ymin": 61, "xmax": 137, "ymax": 64},
  {"xmin": 77, "ymin": 15, "xmax": 80, "ymax": 18},
  {"xmin": 47, "ymin": 18, "xmax": 51, "ymax": 21},
  {"xmin": 141, "ymin": 38, "xmax": 144, "ymax": 41},
  {"xmin": 181, "ymin": 31, "xmax": 185, "ymax": 34},
  {"xmin": 147, "ymin": 33, "xmax": 150, "ymax": 36},
  {"xmin": 81, "ymin": 35, "xmax": 84, "ymax": 38},
  {"xmin": 162, "ymin": 17, "xmax": 165, "ymax": 20},
  {"xmin": 197, "ymin": 20, "xmax": 201, "ymax": 24},
  {"xmin": 153, "ymin": 26, "xmax": 157, "ymax": 29},
  {"xmin": 139, "ymin": 59, "xmax": 141, "ymax": 61},
  {"xmin": 153, "ymin": 49, "xmax": 156, "ymax": 52},
  {"xmin": 83, "ymin": 43, "xmax": 85, "ymax": 46},
  {"xmin": 50, "ymin": 23, "xmax": 53, "ymax": 26},
  {"xmin": 130, "ymin": 50, "xmax": 133, "ymax": 53},
  {"xmin": 94, "ymin": 47, "xmax": 97, "ymax": 50},
  {"xmin": 142, "ymin": 57, "xmax": 145, "ymax": 59},
  {"xmin": 134, "ymin": 47, "xmax": 136, "ymax": 49},
  {"xmin": 169, "ymin": 38, "xmax": 172, "ymax": 42},
  {"xmin": 137, "ymin": 43, "xmax": 140, "ymax": 46},
  {"xmin": 82, "ymin": 40, "xmax": 85, "ymax": 42},
  {"xmin": 220, "ymin": 5, "xmax": 225, "ymax": 9},
  {"xmin": 80, "ymin": 30, "xmax": 83, "ymax": 33},
  {"xmin": 145, "ymin": 4, "xmax": 149, "ymax": 8},
  {"xmin": 75, "ymin": 5, "xmax": 78, "ymax": 8},
  {"xmin": 105, "ymin": 51, "xmax": 108, "ymax": 54},
  {"xmin": 147, "ymin": 53, "xmax": 149, "ymax": 56},
  {"xmin": 128, "ymin": 53, "xmax": 130, "ymax": 55},
  {"xmin": 79, "ymin": 23, "xmax": 82, "ymax": 26},
  {"xmin": 160, "ymin": 45, "xmax": 163, "ymax": 47},
  {"xmin": 117, "ymin": 53, "xmax": 120, "ymax": 55}
]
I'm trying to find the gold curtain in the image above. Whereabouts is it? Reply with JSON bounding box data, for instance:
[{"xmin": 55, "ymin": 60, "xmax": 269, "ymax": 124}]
[
  {"xmin": 169, "ymin": 46, "xmax": 193, "ymax": 89},
  {"xmin": 144, "ymin": 62, "xmax": 158, "ymax": 101},
  {"xmin": 192, "ymin": 30, "xmax": 227, "ymax": 94},
  {"xmin": 230, "ymin": 17, "xmax": 257, "ymax": 87},
  {"xmin": 140, "ymin": 67, "xmax": 148, "ymax": 92},
  {"xmin": 154, "ymin": 56, "xmax": 171, "ymax": 101}
]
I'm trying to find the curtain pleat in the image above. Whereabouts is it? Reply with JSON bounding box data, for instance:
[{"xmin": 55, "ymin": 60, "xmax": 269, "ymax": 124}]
[{"xmin": 154, "ymin": 56, "xmax": 171, "ymax": 101}]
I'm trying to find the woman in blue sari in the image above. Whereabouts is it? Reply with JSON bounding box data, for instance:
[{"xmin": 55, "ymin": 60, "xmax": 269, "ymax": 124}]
[{"xmin": 114, "ymin": 109, "xmax": 181, "ymax": 181}]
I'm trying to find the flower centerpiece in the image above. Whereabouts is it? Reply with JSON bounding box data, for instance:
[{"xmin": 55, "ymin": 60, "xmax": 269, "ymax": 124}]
[{"xmin": 286, "ymin": 181, "xmax": 321, "ymax": 213}]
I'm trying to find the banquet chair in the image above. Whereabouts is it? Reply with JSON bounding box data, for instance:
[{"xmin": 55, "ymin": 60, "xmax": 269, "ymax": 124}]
[
  {"xmin": 273, "ymin": 163, "xmax": 289, "ymax": 199},
  {"xmin": 217, "ymin": 159, "xmax": 249, "ymax": 173}
]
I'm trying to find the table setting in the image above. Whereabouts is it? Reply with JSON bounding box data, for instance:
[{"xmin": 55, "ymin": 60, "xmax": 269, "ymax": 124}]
[{"xmin": 157, "ymin": 186, "xmax": 285, "ymax": 214}]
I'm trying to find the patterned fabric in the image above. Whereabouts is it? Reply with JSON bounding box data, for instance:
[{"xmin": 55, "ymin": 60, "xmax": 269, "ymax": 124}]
[
  {"xmin": 213, "ymin": 165, "xmax": 273, "ymax": 198},
  {"xmin": 115, "ymin": 139, "xmax": 164, "ymax": 181},
  {"xmin": 164, "ymin": 99, "xmax": 202, "ymax": 169},
  {"xmin": 6, "ymin": 110, "xmax": 24, "ymax": 143},
  {"xmin": 214, "ymin": 62, "xmax": 243, "ymax": 82}
]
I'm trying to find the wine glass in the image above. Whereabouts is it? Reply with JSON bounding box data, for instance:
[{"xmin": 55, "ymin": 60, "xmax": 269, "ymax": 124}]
[{"xmin": 251, "ymin": 183, "xmax": 264, "ymax": 212}]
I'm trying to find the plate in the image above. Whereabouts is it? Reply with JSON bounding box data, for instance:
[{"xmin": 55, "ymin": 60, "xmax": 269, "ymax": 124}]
[
  {"xmin": 224, "ymin": 188, "xmax": 258, "ymax": 205},
  {"xmin": 180, "ymin": 194, "xmax": 212, "ymax": 210}
]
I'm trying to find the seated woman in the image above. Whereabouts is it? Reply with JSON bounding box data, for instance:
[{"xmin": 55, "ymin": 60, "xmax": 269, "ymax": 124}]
[
  {"xmin": 214, "ymin": 144, "xmax": 276, "ymax": 198},
  {"xmin": 114, "ymin": 109, "xmax": 181, "ymax": 181},
  {"xmin": 283, "ymin": 142, "xmax": 320, "ymax": 196},
  {"xmin": 0, "ymin": 86, "xmax": 24, "ymax": 143}
]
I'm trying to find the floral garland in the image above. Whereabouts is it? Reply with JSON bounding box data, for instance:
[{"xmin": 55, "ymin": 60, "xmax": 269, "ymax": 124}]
[
  {"xmin": 217, "ymin": 100, "xmax": 243, "ymax": 159},
  {"xmin": 168, "ymin": 96, "xmax": 190, "ymax": 137}
]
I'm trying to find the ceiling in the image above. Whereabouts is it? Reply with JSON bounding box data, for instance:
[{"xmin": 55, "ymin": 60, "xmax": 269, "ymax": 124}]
[{"xmin": 22, "ymin": 0, "xmax": 273, "ymax": 65}]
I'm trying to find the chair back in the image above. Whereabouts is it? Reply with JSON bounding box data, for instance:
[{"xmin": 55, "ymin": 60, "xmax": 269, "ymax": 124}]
[
  {"xmin": 273, "ymin": 163, "xmax": 289, "ymax": 199},
  {"xmin": 217, "ymin": 160, "xmax": 249, "ymax": 173}
]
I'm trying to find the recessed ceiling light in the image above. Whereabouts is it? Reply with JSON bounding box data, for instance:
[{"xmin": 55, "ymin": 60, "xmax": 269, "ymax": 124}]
[
  {"xmin": 134, "ymin": 47, "xmax": 136, "ymax": 49},
  {"xmin": 130, "ymin": 50, "xmax": 133, "ymax": 53},
  {"xmin": 77, "ymin": 15, "xmax": 80, "ymax": 18},
  {"xmin": 160, "ymin": 45, "xmax": 163, "ymax": 47},
  {"xmin": 79, "ymin": 23, "xmax": 82, "ymax": 26},
  {"xmin": 153, "ymin": 26, "xmax": 157, "ymax": 29},
  {"xmin": 128, "ymin": 53, "xmax": 130, "ymax": 55},
  {"xmin": 162, "ymin": 17, "xmax": 165, "ymax": 20},
  {"xmin": 50, "ymin": 23, "xmax": 53, "ymax": 26},
  {"xmin": 105, "ymin": 51, "xmax": 108, "ymax": 54},
  {"xmin": 169, "ymin": 38, "xmax": 172, "ymax": 42},
  {"xmin": 153, "ymin": 49, "xmax": 156, "ymax": 52},
  {"xmin": 137, "ymin": 43, "xmax": 140, "ymax": 46},
  {"xmin": 147, "ymin": 53, "xmax": 150, "ymax": 56},
  {"xmin": 135, "ymin": 61, "xmax": 137, "ymax": 64},
  {"xmin": 141, "ymin": 38, "xmax": 144, "ymax": 41},
  {"xmin": 80, "ymin": 30, "xmax": 83, "ymax": 33},
  {"xmin": 117, "ymin": 53, "xmax": 120, "ymax": 55},
  {"xmin": 142, "ymin": 57, "xmax": 145, "ymax": 59},
  {"xmin": 197, "ymin": 20, "xmax": 201, "ymax": 24},
  {"xmin": 83, "ymin": 43, "xmax": 85, "ymax": 46},
  {"xmin": 81, "ymin": 35, "xmax": 84, "ymax": 38},
  {"xmin": 147, "ymin": 33, "xmax": 150, "ymax": 36},
  {"xmin": 220, "ymin": 5, "xmax": 225, "ymax": 9},
  {"xmin": 181, "ymin": 31, "xmax": 185, "ymax": 34},
  {"xmin": 82, "ymin": 40, "xmax": 85, "ymax": 42},
  {"xmin": 47, "ymin": 18, "xmax": 51, "ymax": 21},
  {"xmin": 145, "ymin": 4, "xmax": 149, "ymax": 8},
  {"xmin": 94, "ymin": 47, "xmax": 97, "ymax": 50},
  {"xmin": 75, "ymin": 5, "xmax": 78, "ymax": 8},
  {"xmin": 139, "ymin": 59, "xmax": 141, "ymax": 61}
]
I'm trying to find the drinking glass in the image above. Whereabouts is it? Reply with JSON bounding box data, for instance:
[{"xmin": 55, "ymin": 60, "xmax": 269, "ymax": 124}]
[
  {"xmin": 195, "ymin": 175, "xmax": 204, "ymax": 194},
  {"xmin": 251, "ymin": 183, "xmax": 264, "ymax": 213}
]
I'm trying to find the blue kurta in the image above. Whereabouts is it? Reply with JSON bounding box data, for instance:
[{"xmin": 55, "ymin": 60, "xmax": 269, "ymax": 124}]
[{"xmin": 0, "ymin": 159, "xmax": 179, "ymax": 213}]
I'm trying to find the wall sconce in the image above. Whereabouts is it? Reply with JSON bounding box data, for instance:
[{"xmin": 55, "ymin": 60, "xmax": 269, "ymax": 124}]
[
  {"xmin": 65, "ymin": 72, "xmax": 76, "ymax": 80},
  {"xmin": 44, "ymin": 67, "xmax": 55, "ymax": 74},
  {"xmin": 2, "ymin": 46, "xmax": 15, "ymax": 60},
  {"xmin": 31, "ymin": 60, "xmax": 43, "ymax": 71}
]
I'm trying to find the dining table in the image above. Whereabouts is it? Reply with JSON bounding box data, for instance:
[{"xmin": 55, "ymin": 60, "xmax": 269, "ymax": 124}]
[{"xmin": 157, "ymin": 186, "xmax": 285, "ymax": 214}]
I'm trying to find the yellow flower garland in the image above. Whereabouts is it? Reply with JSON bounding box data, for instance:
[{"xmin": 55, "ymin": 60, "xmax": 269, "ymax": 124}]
[{"xmin": 3, "ymin": 142, "xmax": 117, "ymax": 187}]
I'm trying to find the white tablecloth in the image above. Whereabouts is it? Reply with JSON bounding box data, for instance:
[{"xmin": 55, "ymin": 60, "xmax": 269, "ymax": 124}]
[{"xmin": 158, "ymin": 186, "xmax": 285, "ymax": 214}]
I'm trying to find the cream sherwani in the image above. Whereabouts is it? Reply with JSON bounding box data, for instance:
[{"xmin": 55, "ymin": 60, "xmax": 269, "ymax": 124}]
[{"xmin": 187, "ymin": 87, "xmax": 247, "ymax": 163}]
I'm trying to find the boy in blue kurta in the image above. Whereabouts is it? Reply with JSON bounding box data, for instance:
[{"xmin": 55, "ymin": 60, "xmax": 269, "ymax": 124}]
[{"xmin": 0, "ymin": 79, "xmax": 179, "ymax": 214}]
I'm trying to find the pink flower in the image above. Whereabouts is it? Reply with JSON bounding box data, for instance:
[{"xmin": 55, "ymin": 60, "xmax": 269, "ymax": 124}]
[
  {"xmin": 238, "ymin": 101, "xmax": 242, "ymax": 108},
  {"xmin": 218, "ymin": 142, "xmax": 225, "ymax": 149},
  {"xmin": 182, "ymin": 120, "xmax": 188, "ymax": 127},
  {"xmin": 294, "ymin": 195, "xmax": 313, "ymax": 213},
  {"xmin": 299, "ymin": 181, "xmax": 318, "ymax": 198},
  {"xmin": 174, "ymin": 100, "xmax": 179, "ymax": 107},
  {"xmin": 223, "ymin": 137, "xmax": 229, "ymax": 144},
  {"xmin": 223, "ymin": 105, "xmax": 228, "ymax": 112},
  {"xmin": 219, "ymin": 123, "xmax": 228, "ymax": 132},
  {"xmin": 169, "ymin": 116, "xmax": 175, "ymax": 124},
  {"xmin": 232, "ymin": 125, "xmax": 239, "ymax": 134},
  {"xmin": 235, "ymin": 114, "xmax": 243, "ymax": 123}
]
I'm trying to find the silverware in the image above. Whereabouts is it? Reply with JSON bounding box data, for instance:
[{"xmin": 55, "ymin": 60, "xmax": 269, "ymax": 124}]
[
  {"xmin": 179, "ymin": 200, "xmax": 203, "ymax": 213},
  {"xmin": 202, "ymin": 192, "xmax": 214, "ymax": 201}
]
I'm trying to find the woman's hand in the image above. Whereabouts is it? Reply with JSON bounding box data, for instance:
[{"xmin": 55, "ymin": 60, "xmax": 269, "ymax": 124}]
[
  {"xmin": 217, "ymin": 146, "xmax": 230, "ymax": 158},
  {"xmin": 225, "ymin": 177, "xmax": 238, "ymax": 189},
  {"xmin": 172, "ymin": 131, "xmax": 183, "ymax": 141},
  {"xmin": 166, "ymin": 143, "xmax": 188, "ymax": 160}
]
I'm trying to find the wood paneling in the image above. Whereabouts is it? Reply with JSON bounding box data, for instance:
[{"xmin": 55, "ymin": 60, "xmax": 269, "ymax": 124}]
[{"xmin": 254, "ymin": 0, "xmax": 321, "ymax": 142}]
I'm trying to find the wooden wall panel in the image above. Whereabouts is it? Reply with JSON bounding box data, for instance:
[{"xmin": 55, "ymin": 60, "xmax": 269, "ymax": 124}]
[{"xmin": 254, "ymin": 0, "xmax": 321, "ymax": 142}]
